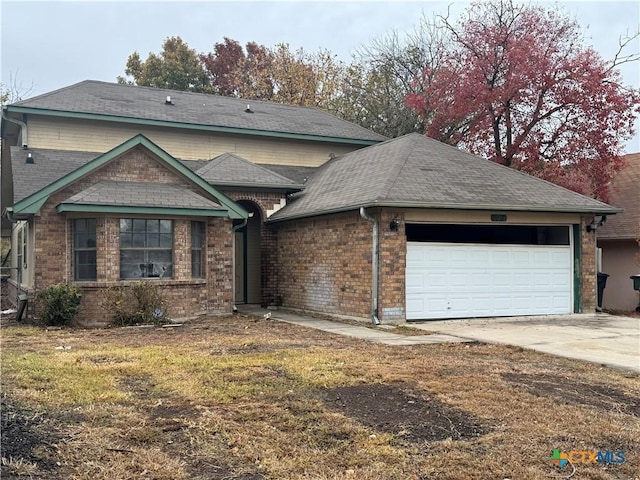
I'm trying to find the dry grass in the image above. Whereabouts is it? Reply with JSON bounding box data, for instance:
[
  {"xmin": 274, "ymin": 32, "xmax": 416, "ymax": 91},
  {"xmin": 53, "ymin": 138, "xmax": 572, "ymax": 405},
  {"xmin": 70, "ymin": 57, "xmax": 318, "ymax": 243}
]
[{"xmin": 1, "ymin": 314, "xmax": 639, "ymax": 480}]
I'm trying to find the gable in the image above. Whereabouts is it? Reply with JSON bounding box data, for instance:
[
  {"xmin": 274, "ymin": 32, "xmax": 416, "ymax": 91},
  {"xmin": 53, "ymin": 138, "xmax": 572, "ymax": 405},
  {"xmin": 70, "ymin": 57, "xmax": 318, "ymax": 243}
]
[
  {"xmin": 196, "ymin": 152, "xmax": 304, "ymax": 191},
  {"xmin": 9, "ymin": 134, "xmax": 247, "ymax": 220}
]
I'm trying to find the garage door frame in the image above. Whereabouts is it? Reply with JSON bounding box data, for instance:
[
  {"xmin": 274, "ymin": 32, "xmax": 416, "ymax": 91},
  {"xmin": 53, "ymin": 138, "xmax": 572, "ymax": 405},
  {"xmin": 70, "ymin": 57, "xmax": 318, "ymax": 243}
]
[{"xmin": 405, "ymin": 223, "xmax": 576, "ymax": 320}]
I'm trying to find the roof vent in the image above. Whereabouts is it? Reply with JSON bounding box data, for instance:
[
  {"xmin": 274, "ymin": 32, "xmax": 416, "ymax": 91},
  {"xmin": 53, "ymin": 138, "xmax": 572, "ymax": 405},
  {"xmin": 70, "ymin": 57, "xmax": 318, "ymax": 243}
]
[
  {"xmin": 26, "ymin": 153, "xmax": 35, "ymax": 164},
  {"xmin": 245, "ymin": 104, "xmax": 253, "ymax": 113},
  {"xmin": 165, "ymin": 95, "xmax": 173, "ymax": 105}
]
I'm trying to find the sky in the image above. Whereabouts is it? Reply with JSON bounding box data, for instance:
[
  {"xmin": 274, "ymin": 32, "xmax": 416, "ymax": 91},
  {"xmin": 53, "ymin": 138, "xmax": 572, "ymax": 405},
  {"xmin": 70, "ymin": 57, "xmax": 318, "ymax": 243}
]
[{"xmin": 1, "ymin": 0, "xmax": 639, "ymax": 152}]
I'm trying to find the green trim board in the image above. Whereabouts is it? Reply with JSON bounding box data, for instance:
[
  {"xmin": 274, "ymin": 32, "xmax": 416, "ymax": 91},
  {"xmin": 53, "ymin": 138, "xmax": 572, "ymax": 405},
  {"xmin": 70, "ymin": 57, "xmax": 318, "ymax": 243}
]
[
  {"xmin": 11, "ymin": 134, "xmax": 248, "ymax": 220},
  {"xmin": 5, "ymin": 106, "xmax": 381, "ymax": 146},
  {"xmin": 56, "ymin": 204, "xmax": 231, "ymax": 217}
]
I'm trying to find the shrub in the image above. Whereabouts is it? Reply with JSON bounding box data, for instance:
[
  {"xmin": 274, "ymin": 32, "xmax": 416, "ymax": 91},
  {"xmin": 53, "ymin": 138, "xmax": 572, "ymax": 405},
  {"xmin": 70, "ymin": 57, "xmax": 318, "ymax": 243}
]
[
  {"xmin": 101, "ymin": 281, "xmax": 169, "ymax": 326},
  {"xmin": 38, "ymin": 284, "xmax": 82, "ymax": 326}
]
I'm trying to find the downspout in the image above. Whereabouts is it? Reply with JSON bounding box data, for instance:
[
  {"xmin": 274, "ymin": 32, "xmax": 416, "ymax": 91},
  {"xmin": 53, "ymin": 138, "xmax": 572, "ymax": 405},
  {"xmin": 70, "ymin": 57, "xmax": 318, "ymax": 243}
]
[
  {"xmin": 231, "ymin": 217, "xmax": 248, "ymax": 312},
  {"xmin": 1, "ymin": 111, "xmax": 28, "ymax": 148},
  {"xmin": 360, "ymin": 207, "xmax": 381, "ymax": 325}
]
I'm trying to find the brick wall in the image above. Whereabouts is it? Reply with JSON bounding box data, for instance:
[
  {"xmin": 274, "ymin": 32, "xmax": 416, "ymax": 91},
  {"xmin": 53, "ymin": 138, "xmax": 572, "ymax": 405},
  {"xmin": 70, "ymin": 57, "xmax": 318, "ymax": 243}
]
[
  {"xmin": 276, "ymin": 211, "xmax": 374, "ymax": 319},
  {"xmin": 378, "ymin": 211, "xmax": 406, "ymax": 323},
  {"xmin": 580, "ymin": 215, "xmax": 597, "ymax": 313},
  {"xmin": 30, "ymin": 146, "xmax": 234, "ymax": 325},
  {"xmin": 224, "ymin": 191, "xmax": 287, "ymax": 306}
]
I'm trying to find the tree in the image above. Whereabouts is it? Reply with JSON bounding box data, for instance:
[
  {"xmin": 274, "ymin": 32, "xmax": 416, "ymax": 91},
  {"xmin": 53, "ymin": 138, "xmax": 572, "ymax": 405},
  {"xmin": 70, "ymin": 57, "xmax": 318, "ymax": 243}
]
[
  {"xmin": 200, "ymin": 40, "xmax": 345, "ymax": 107},
  {"xmin": 118, "ymin": 36, "xmax": 210, "ymax": 92},
  {"xmin": 1, "ymin": 72, "xmax": 34, "ymax": 106},
  {"xmin": 405, "ymin": 0, "xmax": 640, "ymax": 201},
  {"xmin": 340, "ymin": 15, "xmax": 449, "ymax": 137}
]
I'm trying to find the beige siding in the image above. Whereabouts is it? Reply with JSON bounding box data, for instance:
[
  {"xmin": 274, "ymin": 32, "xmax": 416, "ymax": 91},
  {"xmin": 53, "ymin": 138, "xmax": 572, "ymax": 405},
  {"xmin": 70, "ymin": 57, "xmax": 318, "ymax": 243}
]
[
  {"xmin": 404, "ymin": 210, "xmax": 581, "ymax": 225},
  {"xmin": 11, "ymin": 220, "xmax": 34, "ymax": 288},
  {"xmin": 599, "ymin": 239, "xmax": 639, "ymax": 311},
  {"xmin": 27, "ymin": 116, "xmax": 359, "ymax": 166}
]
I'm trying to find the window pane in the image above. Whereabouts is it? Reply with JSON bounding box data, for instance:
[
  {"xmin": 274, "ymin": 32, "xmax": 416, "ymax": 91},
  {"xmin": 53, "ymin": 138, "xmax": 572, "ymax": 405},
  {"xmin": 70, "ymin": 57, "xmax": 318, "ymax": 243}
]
[
  {"xmin": 120, "ymin": 232, "xmax": 132, "ymax": 248},
  {"xmin": 159, "ymin": 233, "xmax": 173, "ymax": 248},
  {"xmin": 192, "ymin": 222, "xmax": 204, "ymax": 248},
  {"xmin": 120, "ymin": 250, "xmax": 145, "ymax": 279},
  {"xmin": 147, "ymin": 220, "xmax": 160, "ymax": 233},
  {"xmin": 132, "ymin": 233, "xmax": 146, "ymax": 248},
  {"xmin": 74, "ymin": 219, "xmax": 97, "ymax": 281},
  {"xmin": 147, "ymin": 234, "xmax": 159, "ymax": 248},
  {"xmin": 191, "ymin": 250, "xmax": 202, "ymax": 278},
  {"xmin": 133, "ymin": 219, "xmax": 147, "ymax": 232},
  {"xmin": 120, "ymin": 219, "xmax": 132, "ymax": 232},
  {"xmin": 160, "ymin": 220, "xmax": 172, "ymax": 233}
]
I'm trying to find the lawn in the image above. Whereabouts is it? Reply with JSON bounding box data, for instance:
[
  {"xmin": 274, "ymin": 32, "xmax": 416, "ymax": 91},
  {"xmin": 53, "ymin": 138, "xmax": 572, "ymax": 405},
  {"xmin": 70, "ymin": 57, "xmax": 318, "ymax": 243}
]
[{"xmin": 1, "ymin": 315, "xmax": 639, "ymax": 479}]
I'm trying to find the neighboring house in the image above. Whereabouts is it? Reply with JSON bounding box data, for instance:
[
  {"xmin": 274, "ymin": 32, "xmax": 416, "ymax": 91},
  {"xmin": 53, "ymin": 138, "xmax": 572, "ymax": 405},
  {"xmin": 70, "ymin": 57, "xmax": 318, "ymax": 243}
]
[
  {"xmin": 597, "ymin": 153, "xmax": 640, "ymax": 312},
  {"xmin": 0, "ymin": 80, "xmax": 618, "ymax": 325}
]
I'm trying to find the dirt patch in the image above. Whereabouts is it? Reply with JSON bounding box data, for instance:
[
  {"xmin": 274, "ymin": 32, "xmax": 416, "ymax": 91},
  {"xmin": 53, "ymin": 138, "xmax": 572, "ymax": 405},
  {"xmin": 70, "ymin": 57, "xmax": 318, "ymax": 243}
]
[
  {"xmin": 320, "ymin": 383, "xmax": 486, "ymax": 444},
  {"xmin": 502, "ymin": 373, "xmax": 640, "ymax": 416},
  {"xmin": 1, "ymin": 394, "xmax": 61, "ymax": 478}
]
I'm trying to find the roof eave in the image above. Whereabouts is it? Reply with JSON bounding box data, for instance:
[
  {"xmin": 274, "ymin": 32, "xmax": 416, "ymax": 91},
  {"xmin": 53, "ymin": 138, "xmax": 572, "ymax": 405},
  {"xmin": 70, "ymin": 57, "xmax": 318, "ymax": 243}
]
[
  {"xmin": 267, "ymin": 200, "xmax": 621, "ymax": 223},
  {"xmin": 56, "ymin": 203, "xmax": 235, "ymax": 218},
  {"xmin": 212, "ymin": 182, "xmax": 305, "ymax": 192},
  {"xmin": 5, "ymin": 106, "xmax": 383, "ymax": 146},
  {"xmin": 11, "ymin": 134, "xmax": 249, "ymax": 220}
]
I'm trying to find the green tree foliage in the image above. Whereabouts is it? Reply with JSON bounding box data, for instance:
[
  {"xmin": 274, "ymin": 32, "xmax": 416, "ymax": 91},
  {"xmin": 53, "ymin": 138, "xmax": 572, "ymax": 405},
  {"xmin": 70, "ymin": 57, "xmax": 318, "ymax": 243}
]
[
  {"xmin": 118, "ymin": 36, "xmax": 210, "ymax": 92},
  {"xmin": 37, "ymin": 284, "xmax": 82, "ymax": 326}
]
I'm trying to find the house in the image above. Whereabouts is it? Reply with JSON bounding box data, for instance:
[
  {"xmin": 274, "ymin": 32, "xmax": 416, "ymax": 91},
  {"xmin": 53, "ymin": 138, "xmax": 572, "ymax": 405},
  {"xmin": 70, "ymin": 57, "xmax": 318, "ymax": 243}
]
[
  {"xmin": 597, "ymin": 153, "xmax": 640, "ymax": 312},
  {"xmin": 0, "ymin": 80, "xmax": 618, "ymax": 325}
]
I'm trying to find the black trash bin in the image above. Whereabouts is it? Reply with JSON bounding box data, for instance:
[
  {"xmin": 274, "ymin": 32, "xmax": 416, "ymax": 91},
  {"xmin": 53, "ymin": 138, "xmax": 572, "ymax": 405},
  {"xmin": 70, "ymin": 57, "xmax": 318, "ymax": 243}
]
[{"xmin": 597, "ymin": 272, "xmax": 609, "ymax": 310}]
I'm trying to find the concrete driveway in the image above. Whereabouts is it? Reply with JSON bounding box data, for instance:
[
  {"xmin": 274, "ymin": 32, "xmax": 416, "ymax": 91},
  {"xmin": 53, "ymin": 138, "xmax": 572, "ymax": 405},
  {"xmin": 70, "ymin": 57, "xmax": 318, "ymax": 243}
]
[{"xmin": 409, "ymin": 314, "xmax": 640, "ymax": 372}]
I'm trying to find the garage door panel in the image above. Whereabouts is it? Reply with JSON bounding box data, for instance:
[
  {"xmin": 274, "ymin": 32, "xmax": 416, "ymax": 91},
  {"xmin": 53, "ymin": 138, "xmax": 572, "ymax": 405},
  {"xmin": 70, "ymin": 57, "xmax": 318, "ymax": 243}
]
[
  {"xmin": 493, "ymin": 272, "xmax": 512, "ymax": 287},
  {"xmin": 406, "ymin": 242, "xmax": 572, "ymax": 320}
]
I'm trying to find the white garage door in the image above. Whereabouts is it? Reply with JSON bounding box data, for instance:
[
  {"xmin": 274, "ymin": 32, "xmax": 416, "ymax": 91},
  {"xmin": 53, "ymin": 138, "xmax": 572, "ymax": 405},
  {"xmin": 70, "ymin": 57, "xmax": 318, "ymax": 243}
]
[{"xmin": 406, "ymin": 243, "xmax": 572, "ymax": 320}]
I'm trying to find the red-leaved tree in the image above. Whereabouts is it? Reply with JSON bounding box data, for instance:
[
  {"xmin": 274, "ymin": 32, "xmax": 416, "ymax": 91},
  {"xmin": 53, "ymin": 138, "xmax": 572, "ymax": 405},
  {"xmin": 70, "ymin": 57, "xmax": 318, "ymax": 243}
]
[{"xmin": 405, "ymin": 0, "xmax": 640, "ymax": 201}]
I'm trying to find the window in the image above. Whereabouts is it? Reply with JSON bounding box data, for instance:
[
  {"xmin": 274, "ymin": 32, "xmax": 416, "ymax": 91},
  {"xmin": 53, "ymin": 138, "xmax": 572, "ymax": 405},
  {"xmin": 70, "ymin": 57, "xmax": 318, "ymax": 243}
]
[
  {"xmin": 406, "ymin": 224, "xmax": 570, "ymax": 245},
  {"xmin": 74, "ymin": 219, "xmax": 97, "ymax": 281},
  {"xmin": 120, "ymin": 219, "xmax": 173, "ymax": 279},
  {"xmin": 191, "ymin": 221, "xmax": 205, "ymax": 278},
  {"xmin": 16, "ymin": 227, "xmax": 23, "ymax": 276}
]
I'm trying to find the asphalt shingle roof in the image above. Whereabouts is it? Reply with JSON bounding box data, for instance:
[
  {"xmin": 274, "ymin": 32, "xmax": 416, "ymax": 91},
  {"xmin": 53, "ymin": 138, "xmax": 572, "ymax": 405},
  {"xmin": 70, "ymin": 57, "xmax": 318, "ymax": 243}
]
[
  {"xmin": 11, "ymin": 80, "xmax": 386, "ymax": 143},
  {"xmin": 11, "ymin": 147, "xmax": 101, "ymax": 203},
  {"xmin": 260, "ymin": 164, "xmax": 318, "ymax": 185},
  {"xmin": 196, "ymin": 153, "xmax": 303, "ymax": 190},
  {"xmin": 60, "ymin": 180, "xmax": 224, "ymax": 211},
  {"xmin": 269, "ymin": 133, "xmax": 618, "ymax": 221},
  {"xmin": 10, "ymin": 147, "xmax": 305, "ymax": 203},
  {"xmin": 597, "ymin": 153, "xmax": 640, "ymax": 240}
]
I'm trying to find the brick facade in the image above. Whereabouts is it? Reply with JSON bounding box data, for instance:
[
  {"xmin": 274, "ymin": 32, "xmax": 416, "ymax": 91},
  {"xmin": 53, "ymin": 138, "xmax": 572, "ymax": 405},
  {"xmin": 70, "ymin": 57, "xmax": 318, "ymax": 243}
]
[
  {"xmin": 580, "ymin": 215, "xmax": 597, "ymax": 313},
  {"xmin": 378, "ymin": 210, "xmax": 407, "ymax": 322},
  {"xmin": 28, "ymin": 147, "xmax": 235, "ymax": 326},
  {"xmin": 13, "ymin": 145, "xmax": 600, "ymax": 326},
  {"xmin": 275, "ymin": 211, "xmax": 374, "ymax": 319},
  {"xmin": 274, "ymin": 210, "xmax": 599, "ymax": 324},
  {"xmin": 223, "ymin": 191, "xmax": 287, "ymax": 306}
]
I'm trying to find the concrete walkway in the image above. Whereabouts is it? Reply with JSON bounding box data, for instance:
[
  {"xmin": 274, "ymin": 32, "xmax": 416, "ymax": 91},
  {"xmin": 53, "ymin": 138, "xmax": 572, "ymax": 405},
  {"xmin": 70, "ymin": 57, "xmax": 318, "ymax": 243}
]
[
  {"xmin": 238, "ymin": 305, "xmax": 469, "ymax": 346},
  {"xmin": 238, "ymin": 306, "xmax": 640, "ymax": 372}
]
